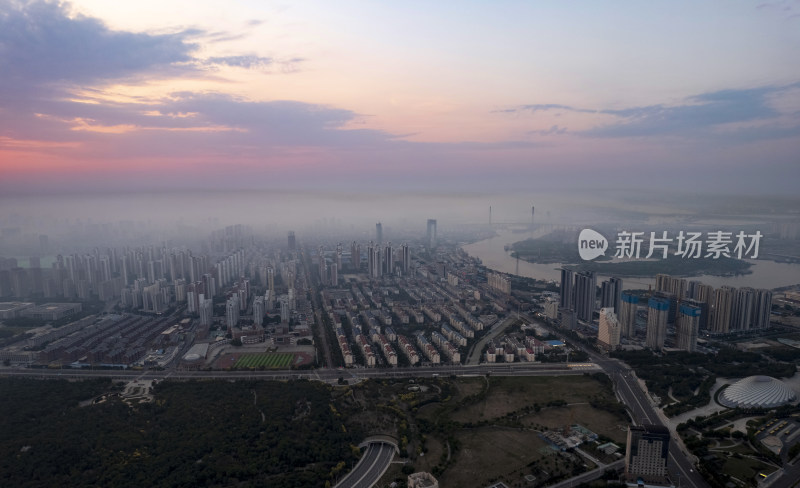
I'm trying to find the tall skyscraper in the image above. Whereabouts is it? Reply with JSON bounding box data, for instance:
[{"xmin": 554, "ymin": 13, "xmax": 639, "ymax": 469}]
[
  {"xmin": 676, "ymin": 303, "xmax": 701, "ymax": 352},
  {"xmin": 574, "ymin": 270, "xmax": 596, "ymax": 322},
  {"xmin": 597, "ymin": 307, "xmax": 620, "ymax": 350},
  {"xmin": 559, "ymin": 268, "xmax": 574, "ymax": 310},
  {"xmin": 376, "ymin": 222, "xmax": 383, "ymax": 246},
  {"xmin": 287, "ymin": 231, "xmax": 296, "ymax": 251},
  {"xmin": 426, "ymin": 219, "xmax": 437, "ymax": 249},
  {"xmin": 711, "ymin": 286, "xmax": 734, "ymax": 334},
  {"xmin": 600, "ymin": 277, "xmax": 623, "ymax": 315},
  {"xmin": 625, "ymin": 425, "xmax": 670, "ymax": 482},
  {"xmin": 335, "ymin": 243, "xmax": 343, "ymax": 272},
  {"xmin": 646, "ymin": 296, "xmax": 669, "ymax": 350},
  {"xmin": 619, "ymin": 293, "xmax": 639, "ymax": 338}
]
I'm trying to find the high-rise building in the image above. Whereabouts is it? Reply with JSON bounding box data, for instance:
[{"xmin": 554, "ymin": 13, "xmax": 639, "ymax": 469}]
[
  {"xmin": 335, "ymin": 243, "xmax": 343, "ymax": 272},
  {"xmin": 383, "ymin": 242, "xmax": 393, "ymax": 276},
  {"xmin": 559, "ymin": 307, "xmax": 577, "ymax": 330},
  {"xmin": 426, "ymin": 219, "xmax": 437, "ymax": 249},
  {"xmin": 350, "ymin": 241, "xmax": 361, "ymax": 271},
  {"xmin": 676, "ymin": 303, "xmax": 701, "ymax": 352},
  {"xmin": 625, "ymin": 425, "xmax": 670, "ymax": 482},
  {"xmin": 752, "ymin": 289, "xmax": 773, "ymax": 329},
  {"xmin": 655, "ymin": 273, "xmax": 687, "ymax": 299},
  {"xmin": 367, "ymin": 242, "xmax": 382, "ymax": 279},
  {"xmin": 600, "ymin": 277, "xmax": 623, "ymax": 315},
  {"xmin": 619, "ymin": 293, "xmax": 639, "ymax": 338},
  {"xmin": 574, "ymin": 271, "xmax": 596, "ymax": 322},
  {"xmin": 266, "ymin": 266, "xmax": 274, "ymax": 296},
  {"xmin": 711, "ymin": 286, "xmax": 734, "ymax": 334},
  {"xmin": 645, "ymin": 296, "xmax": 669, "ymax": 350},
  {"xmin": 597, "ymin": 307, "xmax": 620, "ymax": 350},
  {"xmin": 287, "ymin": 231, "xmax": 296, "ymax": 251},
  {"xmin": 330, "ymin": 262, "xmax": 338, "ymax": 287},
  {"xmin": 730, "ymin": 287, "xmax": 755, "ymax": 331},
  {"xmin": 199, "ymin": 295, "xmax": 213, "ymax": 327},
  {"xmin": 401, "ymin": 243, "xmax": 410, "ymax": 275},
  {"xmin": 253, "ymin": 296, "xmax": 265, "ymax": 327},
  {"xmin": 559, "ymin": 268, "xmax": 574, "ymax": 310},
  {"xmin": 226, "ymin": 295, "xmax": 240, "ymax": 332},
  {"xmin": 376, "ymin": 222, "xmax": 383, "ymax": 246}
]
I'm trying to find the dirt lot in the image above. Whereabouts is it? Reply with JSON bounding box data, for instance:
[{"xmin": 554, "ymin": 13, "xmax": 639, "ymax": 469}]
[
  {"xmin": 520, "ymin": 403, "xmax": 629, "ymax": 444},
  {"xmin": 452, "ymin": 375, "xmax": 607, "ymax": 423},
  {"xmin": 438, "ymin": 427, "xmax": 551, "ymax": 487}
]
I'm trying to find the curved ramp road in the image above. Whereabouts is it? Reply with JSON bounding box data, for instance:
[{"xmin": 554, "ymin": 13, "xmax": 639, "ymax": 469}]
[{"xmin": 335, "ymin": 442, "xmax": 395, "ymax": 488}]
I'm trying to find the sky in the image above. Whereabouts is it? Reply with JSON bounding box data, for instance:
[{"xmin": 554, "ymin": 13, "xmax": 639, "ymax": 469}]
[{"xmin": 0, "ymin": 0, "xmax": 799, "ymax": 196}]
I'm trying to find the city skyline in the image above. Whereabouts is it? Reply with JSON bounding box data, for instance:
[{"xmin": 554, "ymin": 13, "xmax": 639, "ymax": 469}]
[{"xmin": 1, "ymin": 1, "xmax": 799, "ymax": 196}]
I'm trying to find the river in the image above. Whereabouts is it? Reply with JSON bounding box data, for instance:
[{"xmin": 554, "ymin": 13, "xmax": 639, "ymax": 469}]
[{"xmin": 462, "ymin": 229, "xmax": 800, "ymax": 290}]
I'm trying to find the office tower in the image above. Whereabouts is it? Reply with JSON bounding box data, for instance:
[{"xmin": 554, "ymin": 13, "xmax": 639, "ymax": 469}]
[
  {"xmin": 625, "ymin": 425, "xmax": 670, "ymax": 481},
  {"xmin": 287, "ymin": 231, "xmax": 296, "ymax": 251},
  {"xmin": 376, "ymin": 222, "xmax": 383, "ymax": 246},
  {"xmin": 600, "ymin": 277, "xmax": 623, "ymax": 314},
  {"xmin": 226, "ymin": 295, "xmax": 240, "ymax": 332},
  {"xmin": 384, "ymin": 242, "xmax": 393, "ymax": 275},
  {"xmin": 426, "ymin": 219, "xmax": 437, "ymax": 249},
  {"xmin": 253, "ymin": 296, "xmax": 265, "ymax": 327},
  {"xmin": 559, "ymin": 268, "xmax": 575, "ymax": 310},
  {"xmin": 330, "ymin": 262, "xmax": 338, "ymax": 287},
  {"xmin": 597, "ymin": 307, "xmax": 621, "ymax": 349},
  {"xmin": 752, "ymin": 289, "xmax": 773, "ymax": 329},
  {"xmin": 645, "ymin": 296, "xmax": 669, "ymax": 350},
  {"xmin": 731, "ymin": 287, "xmax": 755, "ymax": 331},
  {"xmin": 574, "ymin": 270, "xmax": 596, "ymax": 322},
  {"xmin": 335, "ymin": 243, "xmax": 343, "ymax": 272},
  {"xmin": 350, "ymin": 241, "xmax": 361, "ymax": 271},
  {"xmin": 676, "ymin": 303, "xmax": 701, "ymax": 352},
  {"xmin": 619, "ymin": 293, "xmax": 639, "ymax": 338},
  {"xmin": 401, "ymin": 243, "xmax": 410, "ymax": 275},
  {"xmin": 711, "ymin": 286, "xmax": 734, "ymax": 334}
]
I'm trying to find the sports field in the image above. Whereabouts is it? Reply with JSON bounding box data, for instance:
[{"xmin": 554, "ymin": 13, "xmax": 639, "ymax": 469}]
[{"xmin": 233, "ymin": 353, "xmax": 295, "ymax": 369}]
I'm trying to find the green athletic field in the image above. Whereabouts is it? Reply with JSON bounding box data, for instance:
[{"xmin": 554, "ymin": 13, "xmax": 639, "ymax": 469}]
[{"xmin": 233, "ymin": 353, "xmax": 295, "ymax": 369}]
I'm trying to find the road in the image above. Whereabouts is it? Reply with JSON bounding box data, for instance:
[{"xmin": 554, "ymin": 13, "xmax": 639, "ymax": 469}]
[
  {"xmin": 546, "ymin": 459, "xmax": 624, "ymax": 488},
  {"xmin": 0, "ymin": 361, "xmax": 598, "ymax": 382},
  {"xmin": 518, "ymin": 312, "xmax": 709, "ymax": 488},
  {"xmin": 466, "ymin": 315, "xmax": 518, "ymax": 365},
  {"xmin": 335, "ymin": 442, "xmax": 395, "ymax": 488}
]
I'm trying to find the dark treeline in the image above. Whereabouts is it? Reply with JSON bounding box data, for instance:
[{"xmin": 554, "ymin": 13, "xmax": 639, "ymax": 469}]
[{"xmin": 0, "ymin": 378, "xmax": 358, "ymax": 488}]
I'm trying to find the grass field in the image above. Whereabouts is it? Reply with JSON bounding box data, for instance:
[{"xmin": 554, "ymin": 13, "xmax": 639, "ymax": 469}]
[{"xmin": 233, "ymin": 353, "xmax": 295, "ymax": 369}]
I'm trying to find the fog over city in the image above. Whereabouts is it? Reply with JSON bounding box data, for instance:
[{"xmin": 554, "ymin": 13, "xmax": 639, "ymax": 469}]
[{"xmin": 2, "ymin": 2, "xmax": 800, "ymax": 488}]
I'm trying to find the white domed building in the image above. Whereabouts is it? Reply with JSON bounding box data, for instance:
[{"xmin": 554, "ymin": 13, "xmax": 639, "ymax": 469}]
[{"xmin": 719, "ymin": 376, "xmax": 797, "ymax": 409}]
